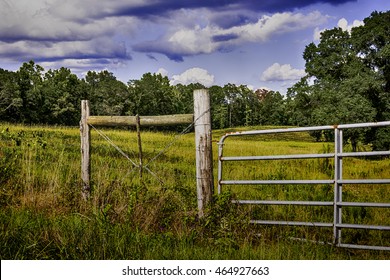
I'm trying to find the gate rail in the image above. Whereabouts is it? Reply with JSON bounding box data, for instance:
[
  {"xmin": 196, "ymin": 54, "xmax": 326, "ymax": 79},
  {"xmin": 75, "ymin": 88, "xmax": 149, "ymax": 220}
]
[{"xmin": 217, "ymin": 121, "xmax": 390, "ymax": 251}]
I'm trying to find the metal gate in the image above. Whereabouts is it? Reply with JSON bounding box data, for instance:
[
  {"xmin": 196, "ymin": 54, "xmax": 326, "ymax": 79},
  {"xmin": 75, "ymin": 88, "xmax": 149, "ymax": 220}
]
[{"xmin": 217, "ymin": 121, "xmax": 390, "ymax": 250}]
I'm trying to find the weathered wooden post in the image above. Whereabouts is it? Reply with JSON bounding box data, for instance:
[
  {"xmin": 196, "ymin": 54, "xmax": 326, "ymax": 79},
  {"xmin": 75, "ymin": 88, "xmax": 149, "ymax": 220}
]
[
  {"xmin": 194, "ymin": 89, "xmax": 214, "ymax": 218},
  {"xmin": 80, "ymin": 100, "xmax": 91, "ymax": 200},
  {"xmin": 136, "ymin": 114, "xmax": 143, "ymax": 179}
]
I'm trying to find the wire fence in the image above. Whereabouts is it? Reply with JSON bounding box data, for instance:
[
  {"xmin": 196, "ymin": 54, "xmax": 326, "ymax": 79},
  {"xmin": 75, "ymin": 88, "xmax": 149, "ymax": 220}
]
[{"xmin": 88, "ymin": 107, "xmax": 211, "ymax": 187}]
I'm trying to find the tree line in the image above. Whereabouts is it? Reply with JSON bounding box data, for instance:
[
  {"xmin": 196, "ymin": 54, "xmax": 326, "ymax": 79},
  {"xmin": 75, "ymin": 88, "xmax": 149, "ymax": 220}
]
[
  {"xmin": 0, "ymin": 11, "xmax": 389, "ymax": 149},
  {"xmin": 0, "ymin": 61, "xmax": 286, "ymax": 129}
]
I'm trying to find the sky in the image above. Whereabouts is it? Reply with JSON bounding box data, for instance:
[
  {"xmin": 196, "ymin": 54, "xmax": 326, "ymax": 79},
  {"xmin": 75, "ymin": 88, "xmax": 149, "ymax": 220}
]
[{"xmin": 0, "ymin": 0, "xmax": 389, "ymax": 94}]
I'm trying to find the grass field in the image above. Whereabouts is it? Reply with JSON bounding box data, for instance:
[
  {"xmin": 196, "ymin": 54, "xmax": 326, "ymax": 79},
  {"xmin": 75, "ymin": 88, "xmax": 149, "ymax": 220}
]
[{"xmin": 0, "ymin": 123, "xmax": 389, "ymax": 259}]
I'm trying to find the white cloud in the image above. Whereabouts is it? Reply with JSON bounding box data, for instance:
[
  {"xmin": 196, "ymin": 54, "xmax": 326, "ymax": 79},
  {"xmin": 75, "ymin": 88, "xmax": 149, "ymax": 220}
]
[
  {"xmin": 167, "ymin": 25, "xmax": 218, "ymax": 55},
  {"xmin": 313, "ymin": 27, "xmax": 323, "ymax": 41},
  {"xmin": 171, "ymin": 68, "xmax": 215, "ymax": 87},
  {"xmin": 0, "ymin": 0, "xmax": 135, "ymax": 68},
  {"xmin": 231, "ymin": 11, "xmax": 327, "ymax": 42},
  {"xmin": 314, "ymin": 17, "xmax": 364, "ymax": 41},
  {"xmin": 0, "ymin": 4, "xmax": 136, "ymax": 42},
  {"xmin": 246, "ymin": 84, "xmax": 255, "ymax": 91},
  {"xmin": 156, "ymin": 68, "xmax": 169, "ymax": 77},
  {"xmin": 261, "ymin": 63, "xmax": 305, "ymax": 82},
  {"xmin": 141, "ymin": 11, "xmax": 328, "ymax": 58},
  {"xmin": 337, "ymin": 18, "xmax": 364, "ymax": 32}
]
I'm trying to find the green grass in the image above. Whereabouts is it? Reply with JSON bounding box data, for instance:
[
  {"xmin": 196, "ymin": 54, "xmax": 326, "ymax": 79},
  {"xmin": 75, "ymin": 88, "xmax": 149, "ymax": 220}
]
[{"xmin": 0, "ymin": 123, "xmax": 389, "ymax": 259}]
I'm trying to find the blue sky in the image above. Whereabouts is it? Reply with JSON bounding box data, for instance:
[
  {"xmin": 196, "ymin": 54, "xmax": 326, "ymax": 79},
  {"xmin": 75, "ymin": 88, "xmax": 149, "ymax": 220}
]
[{"xmin": 0, "ymin": 0, "xmax": 389, "ymax": 93}]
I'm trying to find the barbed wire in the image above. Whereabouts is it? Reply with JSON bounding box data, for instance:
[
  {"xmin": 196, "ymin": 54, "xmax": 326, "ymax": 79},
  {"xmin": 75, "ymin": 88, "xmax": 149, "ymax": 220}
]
[
  {"xmin": 89, "ymin": 123, "xmax": 139, "ymax": 168},
  {"xmin": 88, "ymin": 108, "xmax": 211, "ymax": 186},
  {"xmin": 143, "ymin": 108, "xmax": 210, "ymax": 169}
]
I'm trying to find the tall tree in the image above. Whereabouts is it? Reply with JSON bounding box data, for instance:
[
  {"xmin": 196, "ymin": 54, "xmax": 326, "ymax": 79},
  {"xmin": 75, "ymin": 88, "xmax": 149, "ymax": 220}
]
[
  {"xmin": 222, "ymin": 83, "xmax": 260, "ymax": 127},
  {"xmin": 351, "ymin": 11, "xmax": 390, "ymax": 149},
  {"xmin": 290, "ymin": 11, "xmax": 390, "ymax": 149},
  {"xmin": 16, "ymin": 61, "xmax": 45, "ymax": 123},
  {"xmin": 0, "ymin": 69, "xmax": 22, "ymax": 122},
  {"xmin": 128, "ymin": 73, "xmax": 174, "ymax": 116},
  {"xmin": 173, "ymin": 83, "xmax": 205, "ymax": 115},
  {"xmin": 209, "ymin": 85, "xmax": 228, "ymax": 129},
  {"xmin": 85, "ymin": 70, "xmax": 129, "ymax": 116},
  {"xmin": 258, "ymin": 90, "xmax": 286, "ymax": 126},
  {"xmin": 42, "ymin": 67, "xmax": 83, "ymax": 125}
]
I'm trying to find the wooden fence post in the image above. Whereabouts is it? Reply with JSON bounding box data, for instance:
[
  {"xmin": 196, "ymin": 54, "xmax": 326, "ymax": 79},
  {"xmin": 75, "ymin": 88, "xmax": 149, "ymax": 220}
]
[
  {"xmin": 136, "ymin": 114, "xmax": 143, "ymax": 180},
  {"xmin": 194, "ymin": 89, "xmax": 214, "ymax": 218},
  {"xmin": 80, "ymin": 100, "xmax": 91, "ymax": 200}
]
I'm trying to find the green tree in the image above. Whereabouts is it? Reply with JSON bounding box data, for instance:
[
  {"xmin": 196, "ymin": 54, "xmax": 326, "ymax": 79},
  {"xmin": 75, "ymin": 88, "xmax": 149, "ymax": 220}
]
[
  {"xmin": 289, "ymin": 11, "xmax": 390, "ymax": 149},
  {"xmin": 209, "ymin": 85, "xmax": 228, "ymax": 129},
  {"xmin": 41, "ymin": 67, "xmax": 83, "ymax": 125},
  {"xmin": 16, "ymin": 60, "xmax": 45, "ymax": 123},
  {"xmin": 85, "ymin": 70, "xmax": 129, "ymax": 116},
  {"xmin": 351, "ymin": 11, "xmax": 390, "ymax": 149},
  {"xmin": 258, "ymin": 90, "xmax": 286, "ymax": 126},
  {"xmin": 304, "ymin": 28, "xmax": 354, "ymax": 82},
  {"xmin": 0, "ymin": 69, "xmax": 22, "ymax": 122},
  {"xmin": 172, "ymin": 83, "xmax": 205, "ymax": 115},
  {"xmin": 286, "ymin": 78, "xmax": 313, "ymax": 127},
  {"xmin": 128, "ymin": 73, "xmax": 175, "ymax": 116},
  {"xmin": 222, "ymin": 84, "xmax": 260, "ymax": 127}
]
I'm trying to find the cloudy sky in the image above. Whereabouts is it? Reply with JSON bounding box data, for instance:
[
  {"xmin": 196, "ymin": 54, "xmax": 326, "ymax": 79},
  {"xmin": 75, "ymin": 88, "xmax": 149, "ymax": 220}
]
[{"xmin": 0, "ymin": 0, "xmax": 389, "ymax": 93}]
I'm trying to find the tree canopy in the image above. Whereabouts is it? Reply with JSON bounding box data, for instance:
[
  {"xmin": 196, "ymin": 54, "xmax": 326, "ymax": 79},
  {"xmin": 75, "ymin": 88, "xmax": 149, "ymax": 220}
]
[
  {"xmin": 287, "ymin": 10, "xmax": 390, "ymax": 150},
  {"xmin": 0, "ymin": 61, "xmax": 284, "ymax": 129}
]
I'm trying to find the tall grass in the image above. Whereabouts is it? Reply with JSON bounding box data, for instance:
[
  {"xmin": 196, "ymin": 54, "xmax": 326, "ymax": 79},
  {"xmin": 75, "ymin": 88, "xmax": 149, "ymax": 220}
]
[{"xmin": 0, "ymin": 123, "xmax": 389, "ymax": 259}]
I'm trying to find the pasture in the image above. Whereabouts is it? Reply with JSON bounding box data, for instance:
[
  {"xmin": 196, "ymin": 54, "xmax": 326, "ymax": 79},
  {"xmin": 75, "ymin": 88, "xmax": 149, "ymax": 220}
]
[{"xmin": 0, "ymin": 123, "xmax": 389, "ymax": 259}]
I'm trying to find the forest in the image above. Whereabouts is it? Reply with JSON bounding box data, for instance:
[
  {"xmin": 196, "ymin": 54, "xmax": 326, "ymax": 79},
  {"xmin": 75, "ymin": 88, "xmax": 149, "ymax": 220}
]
[{"xmin": 0, "ymin": 11, "xmax": 389, "ymax": 150}]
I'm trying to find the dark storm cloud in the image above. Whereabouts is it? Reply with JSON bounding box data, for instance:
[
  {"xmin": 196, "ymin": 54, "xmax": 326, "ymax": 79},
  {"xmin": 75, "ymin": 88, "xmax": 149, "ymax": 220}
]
[
  {"xmin": 133, "ymin": 41, "xmax": 185, "ymax": 62},
  {"xmin": 237, "ymin": 0, "xmax": 355, "ymax": 13},
  {"xmin": 109, "ymin": 0, "xmax": 355, "ymax": 19},
  {"xmin": 210, "ymin": 13, "xmax": 258, "ymax": 29},
  {"xmin": 212, "ymin": 34, "xmax": 240, "ymax": 43},
  {"xmin": 0, "ymin": 39, "xmax": 131, "ymax": 63},
  {"xmin": 146, "ymin": 54, "xmax": 159, "ymax": 61}
]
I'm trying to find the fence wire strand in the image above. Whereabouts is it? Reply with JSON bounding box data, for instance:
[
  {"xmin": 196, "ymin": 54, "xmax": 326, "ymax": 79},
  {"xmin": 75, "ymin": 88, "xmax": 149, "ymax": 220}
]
[
  {"xmin": 88, "ymin": 108, "xmax": 210, "ymax": 186},
  {"xmin": 90, "ymin": 123, "xmax": 139, "ymax": 168},
  {"xmin": 144, "ymin": 108, "xmax": 210, "ymax": 168}
]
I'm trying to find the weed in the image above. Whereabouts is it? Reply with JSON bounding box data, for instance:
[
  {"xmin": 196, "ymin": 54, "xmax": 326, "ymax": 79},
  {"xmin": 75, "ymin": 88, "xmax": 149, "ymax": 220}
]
[{"xmin": 0, "ymin": 123, "xmax": 389, "ymax": 259}]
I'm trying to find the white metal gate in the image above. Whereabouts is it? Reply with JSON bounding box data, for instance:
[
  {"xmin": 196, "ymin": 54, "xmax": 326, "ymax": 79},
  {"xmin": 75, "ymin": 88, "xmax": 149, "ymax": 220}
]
[{"xmin": 217, "ymin": 121, "xmax": 390, "ymax": 250}]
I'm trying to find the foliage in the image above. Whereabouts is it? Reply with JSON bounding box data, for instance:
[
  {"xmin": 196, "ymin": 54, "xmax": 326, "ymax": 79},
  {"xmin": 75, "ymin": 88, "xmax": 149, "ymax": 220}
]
[
  {"xmin": 0, "ymin": 69, "xmax": 21, "ymax": 122},
  {"xmin": 128, "ymin": 73, "xmax": 175, "ymax": 116},
  {"xmin": 85, "ymin": 70, "xmax": 130, "ymax": 116},
  {"xmin": 42, "ymin": 68, "xmax": 84, "ymax": 125},
  {"xmin": 288, "ymin": 11, "xmax": 390, "ymax": 149}
]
